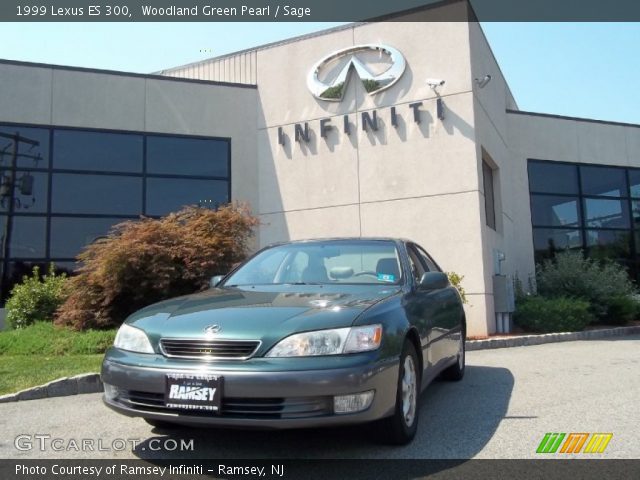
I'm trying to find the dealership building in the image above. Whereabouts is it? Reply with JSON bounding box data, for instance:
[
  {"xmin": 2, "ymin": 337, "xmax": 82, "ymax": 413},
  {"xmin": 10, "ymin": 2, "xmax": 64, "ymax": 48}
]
[{"xmin": 1, "ymin": 18, "xmax": 640, "ymax": 335}]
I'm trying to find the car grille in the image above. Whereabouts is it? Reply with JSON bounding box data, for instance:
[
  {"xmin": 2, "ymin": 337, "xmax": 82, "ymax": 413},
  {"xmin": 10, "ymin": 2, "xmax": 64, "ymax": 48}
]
[
  {"xmin": 159, "ymin": 339, "xmax": 260, "ymax": 360},
  {"xmin": 116, "ymin": 390, "xmax": 333, "ymax": 419}
]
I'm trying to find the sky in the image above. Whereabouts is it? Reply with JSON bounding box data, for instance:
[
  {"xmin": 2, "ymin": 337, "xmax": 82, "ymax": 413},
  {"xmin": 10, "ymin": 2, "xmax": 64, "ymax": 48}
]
[{"xmin": 0, "ymin": 22, "xmax": 639, "ymax": 124}]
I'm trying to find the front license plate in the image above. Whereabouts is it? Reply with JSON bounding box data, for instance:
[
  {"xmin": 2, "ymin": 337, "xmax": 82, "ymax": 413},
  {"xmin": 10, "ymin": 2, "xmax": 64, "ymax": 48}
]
[{"xmin": 165, "ymin": 374, "xmax": 223, "ymax": 412}]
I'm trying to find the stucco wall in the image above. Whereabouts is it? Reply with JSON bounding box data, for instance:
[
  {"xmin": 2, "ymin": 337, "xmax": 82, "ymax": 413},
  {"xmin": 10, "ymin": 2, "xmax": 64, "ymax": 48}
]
[
  {"xmin": 251, "ymin": 22, "xmax": 494, "ymax": 335},
  {"xmin": 0, "ymin": 62, "xmax": 259, "ymax": 236},
  {"xmin": 468, "ymin": 22, "xmax": 523, "ymax": 334}
]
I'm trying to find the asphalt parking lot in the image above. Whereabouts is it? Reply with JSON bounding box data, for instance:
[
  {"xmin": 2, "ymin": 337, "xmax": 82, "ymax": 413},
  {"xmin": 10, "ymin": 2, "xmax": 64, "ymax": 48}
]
[{"xmin": 1, "ymin": 336, "xmax": 638, "ymax": 460}]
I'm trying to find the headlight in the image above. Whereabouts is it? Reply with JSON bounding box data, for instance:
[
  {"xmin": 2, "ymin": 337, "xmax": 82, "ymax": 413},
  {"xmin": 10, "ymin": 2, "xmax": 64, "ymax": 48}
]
[
  {"xmin": 266, "ymin": 325, "xmax": 382, "ymax": 357},
  {"xmin": 113, "ymin": 324, "xmax": 154, "ymax": 354}
]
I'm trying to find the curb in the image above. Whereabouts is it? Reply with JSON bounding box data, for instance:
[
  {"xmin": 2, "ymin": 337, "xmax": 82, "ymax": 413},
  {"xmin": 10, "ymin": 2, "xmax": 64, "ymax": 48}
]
[
  {"xmin": 0, "ymin": 373, "xmax": 102, "ymax": 404},
  {"xmin": 466, "ymin": 325, "xmax": 640, "ymax": 351}
]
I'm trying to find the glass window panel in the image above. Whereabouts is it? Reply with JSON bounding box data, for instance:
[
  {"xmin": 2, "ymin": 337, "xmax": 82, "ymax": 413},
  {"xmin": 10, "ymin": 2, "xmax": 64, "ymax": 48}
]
[
  {"xmin": 2, "ymin": 216, "xmax": 47, "ymax": 258},
  {"xmin": 580, "ymin": 166, "xmax": 627, "ymax": 197},
  {"xmin": 632, "ymin": 201, "xmax": 640, "ymax": 227},
  {"xmin": 533, "ymin": 228, "xmax": 583, "ymax": 263},
  {"xmin": 0, "ymin": 171, "xmax": 48, "ymax": 214},
  {"xmin": 528, "ymin": 161, "xmax": 578, "ymax": 194},
  {"xmin": 0, "ymin": 125, "xmax": 49, "ymax": 169},
  {"xmin": 50, "ymin": 217, "xmax": 127, "ymax": 259},
  {"xmin": 530, "ymin": 195, "xmax": 580, "ymax": 228},
  {"xmin": 586, "ymin": 229, "xmax": 632, "ymax": 265},
  {"xmin": 629, "ymin": 169, "xmax": 640, "ymax": 198},
  {"xmin": 483, "ymin": 161, "xmax": 496, "ymax": 230},
  {"xmin": 583, "ymin": 198, "xmax": 630, "ymax": 229},
  {"xmin": 145, "ymin": 178, "xmax": 229, "ymax": 216},
  {"xmin": 53, "ymin": 130, "xmax": 143, "ymax": 173},
  {"xmin": 52, "ymin": 173, "xmax": 142, "ymax": 215},
  {"xmin": 146, "ymin": 136, "xmax": 229, "ymax": 177}
]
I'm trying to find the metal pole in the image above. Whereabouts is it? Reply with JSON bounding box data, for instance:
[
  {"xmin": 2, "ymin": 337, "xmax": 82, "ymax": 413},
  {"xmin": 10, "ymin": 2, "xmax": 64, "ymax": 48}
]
[
  {"xmin": 0, "ymin": 134, "xmax": 19, "ymax": 300},
  {"xmin": 0, "ymin": 131, "xmax": 38, "ymax": 301}
]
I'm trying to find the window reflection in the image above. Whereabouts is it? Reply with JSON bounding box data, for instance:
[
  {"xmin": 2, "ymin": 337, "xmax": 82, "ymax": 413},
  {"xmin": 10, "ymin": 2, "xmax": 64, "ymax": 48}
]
[
  {"xmin": 146, "ymin": 178, "xmax": 228, "ymax": 216},
  {"xmin": 533, "ymin": 228, "xmax": 583, "ymax": 263},
  {"xmin": 531, "ymin": 195, "xmax": 580, "ymax": 228},
  {"xmin": 629, "ymin": 170, "xmax": 640, "ymax": 198},
  {"xmin": 52, "ymin": 173, "xmax": 142, "ymax": 215},
  {"xmin": 147, "ymin": 136, "xmax": 229, "ymax": 177},
  {"xmin": 50, "ymin": 217, "xmax": 125, "ymax": 258},
  {"xmin": 6, "ymin": 216, "xmax": 46, "ymax": 258},
  {"xmin": 580, "ymin": 166, "xmax": 627, "ymax": 197},
  {"xmin": 0, "ymin": 171, "xmax": 48, "ymax": 214},
  {"xmin": 583, "ymin": 198, "xmax": 629, "ymax": 229},
  {"xmin": 528, "ymin": 162, "xmax": 579, "ymax": 194},
  {"xmin": 0, "ymin": 126, "xmax": 49, "ymax": 169},
  {"xmin": 586, "ymin": 230, "xmax": 632, "ymax": 265},
  {"xmin": 53, "ymin": 130, "xmax": 143, "ymax": 172},
  {"xmin": 0, "ymin": 123, "xmax": 231, "ymax": 301}
]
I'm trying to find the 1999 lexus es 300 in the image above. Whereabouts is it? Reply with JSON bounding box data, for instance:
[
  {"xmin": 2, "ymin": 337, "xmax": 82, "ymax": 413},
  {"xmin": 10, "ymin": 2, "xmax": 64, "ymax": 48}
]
[{"xmin": 102, "ymin": 238, "xmax": 466, "ymax": 444}]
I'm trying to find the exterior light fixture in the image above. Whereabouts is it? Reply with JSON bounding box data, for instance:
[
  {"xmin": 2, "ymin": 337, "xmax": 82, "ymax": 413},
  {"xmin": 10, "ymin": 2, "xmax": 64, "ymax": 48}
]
[
  {"xmin": 475, "ymin": 75, "xmax": 492, "ymax": 88},
  {"xmin": 425, "ymin": 79, "xmax": 446, "ymax": 121}
]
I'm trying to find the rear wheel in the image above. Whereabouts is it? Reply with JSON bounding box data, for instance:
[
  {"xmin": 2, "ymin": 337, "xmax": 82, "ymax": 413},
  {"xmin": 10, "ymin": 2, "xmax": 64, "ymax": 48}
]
[
  {"xmin": 378, "ymin": 340, "xmax": 420, "ymax": 445},
  {"xmin": 441, "ymin": 326, "xmax": 465, "ymax": 381}
]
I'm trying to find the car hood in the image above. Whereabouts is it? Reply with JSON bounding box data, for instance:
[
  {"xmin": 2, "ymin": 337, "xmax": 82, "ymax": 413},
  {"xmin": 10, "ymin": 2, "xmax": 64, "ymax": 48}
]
[{"xmin": 127, "ymin": 284, "xmax": 401, "ymax": 349}]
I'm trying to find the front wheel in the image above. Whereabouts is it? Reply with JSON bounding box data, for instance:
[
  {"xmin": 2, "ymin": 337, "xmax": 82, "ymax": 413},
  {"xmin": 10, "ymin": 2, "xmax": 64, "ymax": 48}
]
[{"xmin": 377, "ymin": 340, "xmax": 420, "ymax": 445}]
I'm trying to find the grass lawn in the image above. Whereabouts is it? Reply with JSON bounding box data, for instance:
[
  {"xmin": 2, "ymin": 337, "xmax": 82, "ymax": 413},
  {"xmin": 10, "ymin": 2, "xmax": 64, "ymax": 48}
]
[
  {"xmin": 0, "ymin": 354, "xmax": 104, "ymax": 396},
  {"xmin": 0, "ymin": 322, "xmax": 116, "ymax": 396}
]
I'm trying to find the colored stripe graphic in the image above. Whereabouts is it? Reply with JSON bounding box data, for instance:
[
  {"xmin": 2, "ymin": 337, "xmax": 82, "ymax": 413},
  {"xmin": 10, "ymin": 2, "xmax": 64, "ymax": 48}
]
[
  {"xmin": 560, "ymin": 433, "xmax": 589, "ymax": 453},
  {"xmin": 583, "ymin": 433, "xmax": 613, "ymax": 453},
  {"xmin": 537, "ymin": 433, "xmax": 565, "ymax": 453},
  {"xmin": 536, "ymin": 433, "xmax": 613, "ymax": 454}
]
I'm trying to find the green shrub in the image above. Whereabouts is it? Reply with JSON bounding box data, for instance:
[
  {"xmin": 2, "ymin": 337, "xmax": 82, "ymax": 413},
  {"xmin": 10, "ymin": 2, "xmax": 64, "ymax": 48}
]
[
  {"xmin": 600, "ymin": 295, "xmax": 639, "ymax": 325},
  {"xmin": 514, "ymin": 295, "xmax": 594, "ymax": 333},
  {"xmin": 447, "ymin": 272, "xmax": 468, "ymax": 304},
  {"xmin": 536, "ymin": 251, "xmax": 636, "ymax": 322},
  {"xmin": 6, "ymin": 265, "xmax": 69, "ymax": 329},
  {"xmin": 55, "ymin": 204, "xmax": 258, "ymax": 330}
]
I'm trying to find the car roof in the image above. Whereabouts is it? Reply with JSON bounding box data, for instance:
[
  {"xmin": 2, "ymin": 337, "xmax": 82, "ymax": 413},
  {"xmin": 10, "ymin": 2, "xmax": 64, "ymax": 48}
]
[{"xmin": 265, "ymin": 237, "xmax": 412, "ymax": 248}]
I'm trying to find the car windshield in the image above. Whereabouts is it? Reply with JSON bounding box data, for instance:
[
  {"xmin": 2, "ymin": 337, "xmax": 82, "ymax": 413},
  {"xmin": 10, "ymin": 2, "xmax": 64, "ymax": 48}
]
[{"xmin": 224, "ymin": 240, "xmax": 403, "ymax": 286}]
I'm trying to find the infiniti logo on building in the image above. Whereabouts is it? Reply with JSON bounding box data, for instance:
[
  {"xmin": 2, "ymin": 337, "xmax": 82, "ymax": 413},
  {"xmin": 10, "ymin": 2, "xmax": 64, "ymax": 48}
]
[{"xmin": 307, "ymin": 44, "xmax": 406, "ymax": 101}]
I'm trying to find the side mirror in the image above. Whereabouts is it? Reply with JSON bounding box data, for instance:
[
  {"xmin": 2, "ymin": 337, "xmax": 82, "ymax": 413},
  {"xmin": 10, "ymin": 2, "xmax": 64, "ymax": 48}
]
[
  {"xmin": 209, "ymin": 275, "xmax": 225, "ymax": 288},
  {"xmin": 419, "ymin": 272, "xmax": 449, "ymax": 291}
]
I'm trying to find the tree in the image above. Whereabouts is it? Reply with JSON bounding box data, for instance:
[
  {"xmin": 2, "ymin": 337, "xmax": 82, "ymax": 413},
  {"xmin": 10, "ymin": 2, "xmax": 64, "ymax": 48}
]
[{"xmin": 55, "ymin": 204, "xmax": 258, "ymax": 330}]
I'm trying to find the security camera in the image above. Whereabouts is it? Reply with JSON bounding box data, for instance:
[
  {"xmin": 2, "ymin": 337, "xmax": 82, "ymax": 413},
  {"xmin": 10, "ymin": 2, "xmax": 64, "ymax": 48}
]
[
  {"xmin": 475, "ymin": 75, "xmax": 492, "ymax": 88},
  {"xmin": 426, "ymin": 78, "xmax": 445, "ymax": 88}
]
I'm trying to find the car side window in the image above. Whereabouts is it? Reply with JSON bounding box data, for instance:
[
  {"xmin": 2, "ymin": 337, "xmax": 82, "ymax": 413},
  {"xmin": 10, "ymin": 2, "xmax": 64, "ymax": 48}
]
[
  {"xmin": 406, "ymin": 246, "xmax": 426, "ymax": 284},
  {"xmin": 415, "ymin": 245, "xmax": 440, "ymax": 272}
]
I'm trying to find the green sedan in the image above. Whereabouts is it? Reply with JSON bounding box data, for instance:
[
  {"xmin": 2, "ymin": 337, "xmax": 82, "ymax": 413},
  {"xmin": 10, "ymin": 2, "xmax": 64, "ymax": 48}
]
[{"xmin": 102, "ymin": 238, "xmax": 466, "ymax": 444}]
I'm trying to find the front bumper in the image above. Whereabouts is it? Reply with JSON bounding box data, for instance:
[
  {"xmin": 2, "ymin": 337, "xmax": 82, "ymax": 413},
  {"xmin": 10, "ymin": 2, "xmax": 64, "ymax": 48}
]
[{"xmin": 101, "ymin": 350, "xmax": 399, "ymax": 429}]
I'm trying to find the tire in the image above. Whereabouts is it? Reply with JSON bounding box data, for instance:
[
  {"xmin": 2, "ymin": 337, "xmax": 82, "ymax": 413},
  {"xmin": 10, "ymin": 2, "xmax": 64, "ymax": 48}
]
[
  {"xmin": 144, "ymin": 418, "xmax": 180, "ymax": 430},
  {"xmin": 441, "ymin": 325, "xmax": 466, "ymax": 381},
  {"xmin": 377, "ymin": 340, "xmax": 421, "ymax": 445}
]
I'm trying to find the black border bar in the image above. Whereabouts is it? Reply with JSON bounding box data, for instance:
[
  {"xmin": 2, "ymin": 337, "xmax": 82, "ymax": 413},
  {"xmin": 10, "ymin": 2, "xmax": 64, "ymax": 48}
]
[
  {"xmin": 2, "ymin": 459, "xmax": 640, "ymax": 480},
  {"xmin": 1, "ymin": 0, "xmax": 640, "ymax": 22}
]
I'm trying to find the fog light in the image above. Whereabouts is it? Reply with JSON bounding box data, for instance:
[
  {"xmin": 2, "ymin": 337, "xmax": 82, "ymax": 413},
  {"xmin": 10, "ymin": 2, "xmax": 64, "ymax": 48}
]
[
  {"xmin": 333, "ymin": 390, "xmax": 375, "ymax": 414},
  {"xmin": 103, "ymin": 383, "xmax": 120, "ymax": 401}
]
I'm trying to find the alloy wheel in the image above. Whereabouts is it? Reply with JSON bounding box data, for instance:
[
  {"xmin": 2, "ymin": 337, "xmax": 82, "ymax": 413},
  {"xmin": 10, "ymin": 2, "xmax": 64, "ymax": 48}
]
[{"xmin": 401, "ymin": 355, "xmax": 417, "ymax": 426}]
